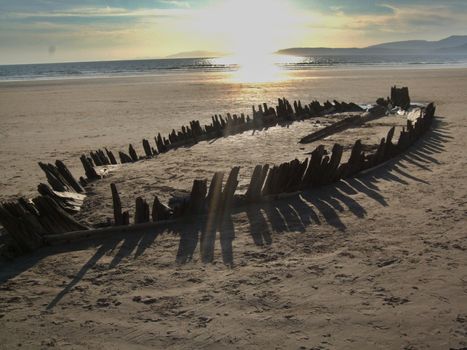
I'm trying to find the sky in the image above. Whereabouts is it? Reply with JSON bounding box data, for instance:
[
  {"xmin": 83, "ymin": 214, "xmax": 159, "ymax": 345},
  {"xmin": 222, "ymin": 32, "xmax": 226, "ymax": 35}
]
[{"xmin": 0, "ymin": 0, "xmax": 466, "ymax": 64}]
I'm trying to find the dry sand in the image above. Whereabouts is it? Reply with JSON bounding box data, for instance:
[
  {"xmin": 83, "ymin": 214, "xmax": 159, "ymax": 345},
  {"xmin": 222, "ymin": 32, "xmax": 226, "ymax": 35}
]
[
  {"xmin": 1, "ymin": 68, "xmax": 467, "ymax": 349},
  {"xmin": 0, "ymin": 68, "xmax": 449, "ymax": 200},
  {"xmin": 77, "ymin": 112, "xmax": 406, "ymax": 226}
]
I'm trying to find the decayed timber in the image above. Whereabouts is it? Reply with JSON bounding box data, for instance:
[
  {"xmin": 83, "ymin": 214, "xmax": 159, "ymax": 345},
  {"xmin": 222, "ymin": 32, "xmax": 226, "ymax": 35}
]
[
  {"xmin": 38, "ymin": 162, "xmax": 70, "ymax": 192},
  {"xmin": 106, "ymin": 148, "xmax": 118, "ymax": 165},
  {"xmin": 80, "ymin": 155, "xmax": 101, "ymax": 181},
  {"xmin": 81, "ymin": 97, "xmax": 367, "ymax": 175},
  {"xmin": 119, "ymin": 151, "xmax": 133, "ymax": 164},
  {"xmin": 2, "ymin": 92, "xmax": 436, "ymax": 252},
  {"xmin": 299, "ymin": 115, "xmax": 361, "ymax": 144},
  {"xmin": 37, "ymin": 183, "xmax": 85, "ymax": 213},
  {"xmin": 325, "ymin": 144, "xmax": 344, "ymax": 184},
  {"xmin": 0, "ymin": 201, "xmax": 44, "ymax": 253},
  {"xmin": 55, "ymin": 160, "xmax": 84, "ymax": 193},
  {"xmin": 152, "ymin": 196, "xmax": 171, "ymax": 222},
  {"xmin": 301, "ymin": 145, "xmax": 326, "ymax": 187},
  {"xmin": 344, "ymin": 139, "xmax": 365, "ymax": 178},
  {"xmin": 285, "ymin": 159, "xmax": 306, "ymax": 192},
  {"xmin": 44, "ymin": 219, "xmax": 178, "ymax": 245},
  {"xmin": 43, "ymin": 103, "xmax": 435, "ymax": 247},
  {"xmin": 391, "ymin": 86, "xmax": 411, "ymax": 110},
  {"xmin": 111, "ymin": 183, "xmax": 127, "ymax": 226},
  {"xmin": 246, "ymin": 165, "xmax": 266, "ymax": 202},
  {"xmin": 299, "ymin": 106, "xmax": 387, "ymax": 145},
  {"xmin": 32, "ymin": 160, "xmax": 88, "ymax": 218},
  {"xmin": 221, "ymin": 167, "xmax": 240, "ymax": 212},
  {"xmin": 129, "ymin": 144, "xmax": 139, "ymax": 162},
  {"xmin": 32, "ymin": 196, "xmax": 89, "ymax": 234},
  {"xmin": 188, "ymin": 179, "xmax": 207, "ymax": 215},
  {"xmin": 134, "ymin": 197, "xmax": 150, "ymax": 224},
  {"xmin": 142, "ymin": 139, "xmax": 153, "ymax": 158},
  {"xmin": 207, "ymin": 172, "xmax": 224, "ymax": 217}
]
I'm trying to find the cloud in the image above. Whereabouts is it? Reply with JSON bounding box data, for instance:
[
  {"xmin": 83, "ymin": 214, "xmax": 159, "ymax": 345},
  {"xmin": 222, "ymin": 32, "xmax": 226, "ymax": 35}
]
[
  {"xmin": 158, "ymin": 0, "xmax": 191, "ymax": 8},
  {"xmin": 2, "ymin": 6, "xmax": 189, "ymax": 20},
  {"xmin": 1, "ymin": 0, "xmax": 466, "ymax": 63},
  {"xmin": 337, "ymin": 2, "xmax": 467, "ymax": 33},
  {"xmin": 0, "ymin": 2, "xmax": 204, "ymax": 63},
  {"xmin": 298, "ymin": 0, "xmax": 467, "ymax": 46},
  {"xmin": 298, "ymin": 0, "xmax": 395, "ymax": 15}
]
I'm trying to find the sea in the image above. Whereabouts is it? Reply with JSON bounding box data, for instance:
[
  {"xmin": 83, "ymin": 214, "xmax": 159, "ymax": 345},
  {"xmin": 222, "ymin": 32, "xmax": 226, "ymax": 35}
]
[{"xmin": 1, "ymin": 54, "xmax": 467, "ymax": 81}]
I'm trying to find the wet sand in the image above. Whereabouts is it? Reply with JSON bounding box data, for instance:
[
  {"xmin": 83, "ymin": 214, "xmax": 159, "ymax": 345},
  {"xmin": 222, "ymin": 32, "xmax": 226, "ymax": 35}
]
[{"xmin": 0, "ymin": 67, "xmax": 466, "ymax": 349}]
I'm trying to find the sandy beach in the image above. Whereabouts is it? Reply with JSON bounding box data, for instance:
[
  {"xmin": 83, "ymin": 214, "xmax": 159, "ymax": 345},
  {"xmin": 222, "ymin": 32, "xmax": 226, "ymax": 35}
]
[
  {"xmin": 0, "ymin": 67, "xmax": 466, "ymax": 349},
  {"xmin": 0, "ymin": 67, "xmax": 460, "ymax": 200}
]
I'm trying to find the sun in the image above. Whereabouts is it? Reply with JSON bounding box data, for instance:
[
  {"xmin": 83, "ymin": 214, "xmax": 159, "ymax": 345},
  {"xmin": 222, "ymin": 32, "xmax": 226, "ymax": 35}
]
[
  {"xmin": 189, "ymin": 0, "xmax": 303, "ymax": 82},
  {"xmin": 193, "ymin": 0, "xmax": 300, "ymax": 57}
]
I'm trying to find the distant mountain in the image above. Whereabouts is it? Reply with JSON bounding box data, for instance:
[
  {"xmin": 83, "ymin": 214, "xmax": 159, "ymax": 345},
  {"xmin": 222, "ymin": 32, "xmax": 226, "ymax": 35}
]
[
  {"xmin": 165, "ymin": 50, "xmax": 226, "ymax": 59},
  {"xmin": 436, "ymin": 42, "xmax": 467, "ymax": 53},
  {"xmin": 367, "ymin": 35, "xmax": 467, "ymax": 50},
  {"xmin": 277, "ymin": 35, "xmax": 467, "ymax": 56},
  {"xmin": 276, "ymin": 47, "xmax": 387, "ymax": 56},
  {"xmin": 367, "ymin": 40, "xmax": 435, "ymax": 50}
]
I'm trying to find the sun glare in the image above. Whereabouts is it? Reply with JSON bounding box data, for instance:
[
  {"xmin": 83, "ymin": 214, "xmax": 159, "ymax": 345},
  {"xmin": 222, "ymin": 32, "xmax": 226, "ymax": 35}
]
[
  {"xmin": 193, "ymin": 0, "xmax": 302, "ymax": 83},
  {"xmin": 214, "ymin": 54, "xmax": 297, "ymax": 83},
  {"xmin": 212, "ymin": 0, "xmax": 297, "ymax": 55}
]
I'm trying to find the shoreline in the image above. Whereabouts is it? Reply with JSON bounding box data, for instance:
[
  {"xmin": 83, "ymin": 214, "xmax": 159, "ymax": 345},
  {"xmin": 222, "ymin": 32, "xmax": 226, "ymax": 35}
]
[{"xmin": 1, "ymin": 62, "xmax": 467, "ymax": 84}]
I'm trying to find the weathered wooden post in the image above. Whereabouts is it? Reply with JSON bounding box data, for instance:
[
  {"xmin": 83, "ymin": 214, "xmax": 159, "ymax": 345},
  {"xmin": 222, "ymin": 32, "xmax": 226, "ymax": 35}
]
[
  {"xmin": 326, "ymin": 143, "xmax": 344, "ymax": 183},
  {"xmin": 38, "ymin": 162, "xmax": 69, "ymax": 192},
  {"xmin": 246, "ymin": 165, "xmax": 263, "ymax": 202},
  {"xmin": 105, "ymin": 148, "xmax": 118, "ymax": 165},
  {"xmin": 383, "ymin": 126, "xmax": 396, "ymax": 160},
  {"xmin": 80, "ymin": 155, "xmax": 101, "ymax": 181},
  {"xmin": 90, "ymin": 151, "xmax": 103, "ymax": 166},
  {"xmin": 286, "ymin": 158, "xmax": 308, "ymax": 191},
  {"xmin": 189, "ymin": 179, "xmax": 207, "ymax": 215},
  {"xmin": 134, "ymin": 197, "xmax": 150, "ymax": 224},
  {"xmin": 32, "ymin": 196, "xmax": 88, "ymax": 234},
  {"xmin": 0, "ymin": 202, "xmax": 44, "ymax": 252},
  {"xmin": 152, "ymin": 196, "xmax": 171, "ymax": 222},
  {"xmin": 129, "ymin": 144, "xmax": 139, "ymax": 162},
  {"xmin": 142, "ymin": 139, "xmax": 153, "ymax": 158},
  {"xmin": 344, "ymin": 140, "xmax": 364, "ymax": 178},
  {"xmin": 55, "ymin": 160, "xmax": 84, "ymax": 193},
  {"xmin": 110, "ymin": 183, "xmax": 124, "ymax": 226},
  {"xmin": 221, "ymin": 167, "xmax": 240, "ymax": 212},
  {"xmin": 118, "ymin": 151, "xmax": 133, "ymax": 164},
  {"xmin": 301, "ymin": 145, "xmax": 325, "ymax": 187},
  {"xmin": 207, "ymin": 172, "xmax": 224, "ymax": 217},
  {"xmin": 96, "ymin": 149, "xmax": 111, "ymax": 165},
  {"xmin": 391, "ymin": 86, "xmax": 410, "ymax": 110}
]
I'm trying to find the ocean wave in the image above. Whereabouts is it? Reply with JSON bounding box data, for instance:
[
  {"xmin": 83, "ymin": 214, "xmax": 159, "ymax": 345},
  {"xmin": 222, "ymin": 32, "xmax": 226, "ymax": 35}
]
[{"xmin": 1, "ymin": 54, "xmax": 467, "ymax": 81}]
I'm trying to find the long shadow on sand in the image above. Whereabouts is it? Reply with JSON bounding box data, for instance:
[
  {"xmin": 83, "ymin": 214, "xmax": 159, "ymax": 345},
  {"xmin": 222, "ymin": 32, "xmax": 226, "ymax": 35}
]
[{"xmin": 0, "ymin": 117, "xmax": 452, "ymax": 310}]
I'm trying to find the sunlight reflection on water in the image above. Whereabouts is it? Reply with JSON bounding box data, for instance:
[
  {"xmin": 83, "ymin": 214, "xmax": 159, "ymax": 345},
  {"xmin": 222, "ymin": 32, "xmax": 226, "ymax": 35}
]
[{"xmin": 212, "ymin": 54, "xmax": 302, "ymax": 83}]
